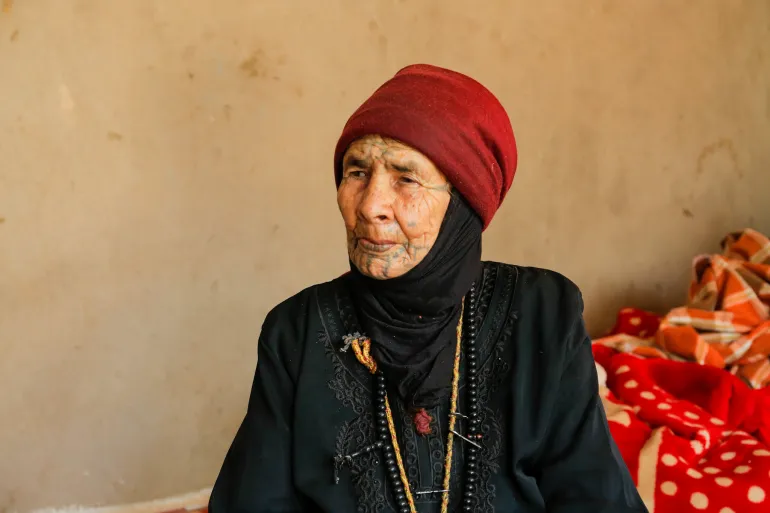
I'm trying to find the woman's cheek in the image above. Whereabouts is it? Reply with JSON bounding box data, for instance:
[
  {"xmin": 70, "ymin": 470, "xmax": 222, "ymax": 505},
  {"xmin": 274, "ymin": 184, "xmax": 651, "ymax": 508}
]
[
  {"xmin": 397, "ymin": 191, "xmax": 444, "ymax": 238},
  {"xmin": 399, "ymin": 208, "xmax": 421, "ymax": 235},
  {"xmin": 337, "ymin": 191, "xmax": 358, "ymax": 227}
]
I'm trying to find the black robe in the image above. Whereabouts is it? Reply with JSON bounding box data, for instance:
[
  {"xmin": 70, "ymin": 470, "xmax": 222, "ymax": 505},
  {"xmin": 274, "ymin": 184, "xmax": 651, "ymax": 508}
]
[{"xmin": 209, "ymin": 262, "xmax": 648, "ymax": 513}]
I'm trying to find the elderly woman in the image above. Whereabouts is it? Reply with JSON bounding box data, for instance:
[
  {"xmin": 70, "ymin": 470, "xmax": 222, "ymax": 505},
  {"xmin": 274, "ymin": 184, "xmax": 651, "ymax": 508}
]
[{"xmin": 209, "ymin": 65, "xmax": 646, "ymax": 513}]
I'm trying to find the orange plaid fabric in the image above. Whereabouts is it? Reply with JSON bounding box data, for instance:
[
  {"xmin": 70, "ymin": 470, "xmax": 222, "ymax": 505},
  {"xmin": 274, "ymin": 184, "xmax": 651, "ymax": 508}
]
[
  {"xmin": 593, "ymin": 332, "xmax": 673, "ymax": 360},
  {"xmin": 657, "ymin": 229, "xmax": 770, "ymax": 388},
  {"xmin": 595, "ymin": 229, "xmax": 770, "ymax": 389}
]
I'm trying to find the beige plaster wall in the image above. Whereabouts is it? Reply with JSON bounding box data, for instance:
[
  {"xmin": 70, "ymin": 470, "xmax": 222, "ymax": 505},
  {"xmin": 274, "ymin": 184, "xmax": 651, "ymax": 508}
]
[{"xmin": 1, "ymin": 0, "xmax": 769, "ymax": 511}]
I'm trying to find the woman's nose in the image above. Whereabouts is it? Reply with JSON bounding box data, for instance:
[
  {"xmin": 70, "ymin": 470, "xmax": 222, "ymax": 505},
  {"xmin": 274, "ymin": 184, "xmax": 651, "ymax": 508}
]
[{"xmin": 357, "ymin": 173, "xmax": 395, "ymax": 223}]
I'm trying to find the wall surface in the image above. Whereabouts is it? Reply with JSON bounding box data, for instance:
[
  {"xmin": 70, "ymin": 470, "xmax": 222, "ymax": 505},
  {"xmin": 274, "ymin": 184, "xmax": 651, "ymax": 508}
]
[{"xmin": 1, "ymin": 0, "xmax": 769, "ymax": 511}]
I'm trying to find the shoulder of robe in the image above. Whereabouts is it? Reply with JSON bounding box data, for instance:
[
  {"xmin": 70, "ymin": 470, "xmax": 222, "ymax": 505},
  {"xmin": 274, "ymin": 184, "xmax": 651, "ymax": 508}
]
[
  {"xmin": 256, "ymin": 278, "xmax": 345, "ymax": 379},
  {"xmin": 486, "ymin": 262, "xmax": 586, "ymax": 355},
  {"xmin": 260, "ymin": 278, "xmax": 340, "ymax": 342}
]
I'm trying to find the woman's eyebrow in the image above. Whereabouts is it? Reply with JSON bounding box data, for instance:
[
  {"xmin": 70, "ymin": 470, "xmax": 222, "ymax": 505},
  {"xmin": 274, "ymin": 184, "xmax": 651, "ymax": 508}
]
[
  {"xmin": 390, "ymin": 160, "xmax": 421, "ymax": 174},
  {"xmin": 343, "ymin": 155, "xmax": 370, "ymax": 169}
]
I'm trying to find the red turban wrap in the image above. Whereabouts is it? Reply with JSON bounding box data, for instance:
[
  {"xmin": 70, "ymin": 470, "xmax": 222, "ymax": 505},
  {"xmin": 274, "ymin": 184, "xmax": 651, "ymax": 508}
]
[{"xmin": 334, "ymin": 64, "xmax": 517, "ymax": 230}]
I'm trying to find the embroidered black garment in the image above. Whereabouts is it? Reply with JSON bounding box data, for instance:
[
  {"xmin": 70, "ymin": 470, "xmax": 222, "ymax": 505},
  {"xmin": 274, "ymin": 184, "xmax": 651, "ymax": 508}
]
[{"xmin": 209, "ymin": 263, "xmax": 648, "ymax": 513}]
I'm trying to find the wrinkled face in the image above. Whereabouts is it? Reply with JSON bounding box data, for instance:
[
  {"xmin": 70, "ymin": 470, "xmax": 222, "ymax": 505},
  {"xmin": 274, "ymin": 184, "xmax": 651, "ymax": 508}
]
[{"xmin": 337, "ymin": 135, "xmax": 452, "ymax": 280}]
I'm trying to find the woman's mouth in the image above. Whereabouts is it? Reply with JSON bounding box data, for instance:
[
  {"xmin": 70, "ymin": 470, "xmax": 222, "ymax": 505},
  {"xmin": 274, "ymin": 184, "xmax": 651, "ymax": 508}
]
[{"xmin": 358, "ymin": 238, "xmax": 397, "ymax": 252}]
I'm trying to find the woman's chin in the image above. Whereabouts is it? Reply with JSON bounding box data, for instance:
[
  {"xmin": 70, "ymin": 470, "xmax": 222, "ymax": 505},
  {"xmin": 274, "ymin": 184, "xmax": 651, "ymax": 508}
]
[{"xmin": 351, "ymin": 253, "xmax": 410, "ymax": 280}]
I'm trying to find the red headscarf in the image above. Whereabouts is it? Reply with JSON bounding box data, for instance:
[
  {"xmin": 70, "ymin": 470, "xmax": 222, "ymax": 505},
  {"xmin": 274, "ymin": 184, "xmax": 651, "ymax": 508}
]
[{"xmin": 333, "ymin": 63, "xmax": 517, "ymax": 230}]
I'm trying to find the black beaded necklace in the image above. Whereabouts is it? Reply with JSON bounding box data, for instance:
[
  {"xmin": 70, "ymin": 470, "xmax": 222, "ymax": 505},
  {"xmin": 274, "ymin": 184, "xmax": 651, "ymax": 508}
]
[{"xmin": 335, "ymin": 282, "xmax": 481, "ymax": 513}]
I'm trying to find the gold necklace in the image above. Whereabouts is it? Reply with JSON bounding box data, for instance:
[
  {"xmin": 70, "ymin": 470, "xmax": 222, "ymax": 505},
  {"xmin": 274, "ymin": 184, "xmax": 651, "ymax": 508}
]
[{"xmin": 350, "ymin": 300, "xmax": 464, "ymax": 513}]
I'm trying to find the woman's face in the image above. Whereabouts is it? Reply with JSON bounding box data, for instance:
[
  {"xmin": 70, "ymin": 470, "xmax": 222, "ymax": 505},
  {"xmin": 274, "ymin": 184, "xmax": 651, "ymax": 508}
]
[{"xmin": 338, "ymin": 135, "xmax": 452, "ymax": 280}]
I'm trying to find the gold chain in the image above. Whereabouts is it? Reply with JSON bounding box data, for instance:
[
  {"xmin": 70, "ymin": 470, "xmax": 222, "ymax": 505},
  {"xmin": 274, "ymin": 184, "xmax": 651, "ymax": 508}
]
[{"xmin": 350, "ymin": 300, "xmax": 464, "ymax": 513}]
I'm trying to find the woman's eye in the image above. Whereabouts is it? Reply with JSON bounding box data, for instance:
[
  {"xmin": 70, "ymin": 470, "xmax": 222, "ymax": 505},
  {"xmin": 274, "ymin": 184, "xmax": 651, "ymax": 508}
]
[
  {"xmin": 399, "ymin": 176, "xmax": 418, "ymax": 185},
  {"xmin": 347, "ymin": 170, "xmax": 367, "ymax": 179}
]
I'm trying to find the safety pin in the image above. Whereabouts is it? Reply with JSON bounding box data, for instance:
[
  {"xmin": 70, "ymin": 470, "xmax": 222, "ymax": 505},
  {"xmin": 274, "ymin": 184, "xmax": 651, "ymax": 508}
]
[{"xmin": 450, "ymin": 428, "xmax": 482, "ymax": 449}]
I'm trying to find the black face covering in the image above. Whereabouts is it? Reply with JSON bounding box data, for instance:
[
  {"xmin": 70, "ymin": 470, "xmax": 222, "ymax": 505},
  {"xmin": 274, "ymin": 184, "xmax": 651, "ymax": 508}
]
[{"xmin": 347, "ymin": 193, "xmax": 483, "ymax": 409}]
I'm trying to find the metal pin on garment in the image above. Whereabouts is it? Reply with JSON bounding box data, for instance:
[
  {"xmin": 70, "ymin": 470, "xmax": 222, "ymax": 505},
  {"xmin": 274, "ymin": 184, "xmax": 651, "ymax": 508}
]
[
  {"xmin": 333, "ymin": 441, "xmax": 384, "ymax": 484},
  {"xmin": 450, "ymin": 428, "xmax": 482, "ymax": 449},
  {"xmin": 333, "ymin": 455, "xmax": 346, "ymax": 484},
  {"xmin": 340, "ymin": 332, "xmax": 365, "ymax": 352}
]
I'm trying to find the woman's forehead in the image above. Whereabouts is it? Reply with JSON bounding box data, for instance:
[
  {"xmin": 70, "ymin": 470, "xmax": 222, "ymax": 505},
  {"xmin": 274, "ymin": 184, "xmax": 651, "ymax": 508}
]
[
  {"xmin": 343, "ymin": 136, "xmax": 435, "ymax": 170},
  {"xmin": 346, "ymin": 135, "xmax": 416, "ymax": 154}
]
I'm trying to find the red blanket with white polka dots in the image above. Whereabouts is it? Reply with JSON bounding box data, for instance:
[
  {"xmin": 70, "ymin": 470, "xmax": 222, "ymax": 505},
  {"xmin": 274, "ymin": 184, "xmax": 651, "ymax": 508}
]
[{"xmin": 594, "ymin": 344, "xmax": 770, "ymax": 512}]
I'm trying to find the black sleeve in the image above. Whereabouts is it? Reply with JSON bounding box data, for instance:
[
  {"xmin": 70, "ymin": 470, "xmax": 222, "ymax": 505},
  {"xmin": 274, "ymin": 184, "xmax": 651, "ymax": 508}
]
[
  {"xmin": 535, "ymin": 318, "xmax": 648, "ymax": 512},
  {"xmin": 209, "ymin": 308, "xmax": 306, "ymax": 513}
]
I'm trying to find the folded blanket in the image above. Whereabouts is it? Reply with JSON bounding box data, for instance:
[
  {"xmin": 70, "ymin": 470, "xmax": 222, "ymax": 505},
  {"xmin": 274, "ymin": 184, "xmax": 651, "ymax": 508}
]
[
  {"xmin": 597, "ymin": 229, "xmax": 770, "ymax": 389},
  {"xmin": 594, "ymin": 345, "xmax": 770, "ymax": 513},
  {"xmin": 593, "ymin": 228, "xmax": 770, "ymax": 512}
]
